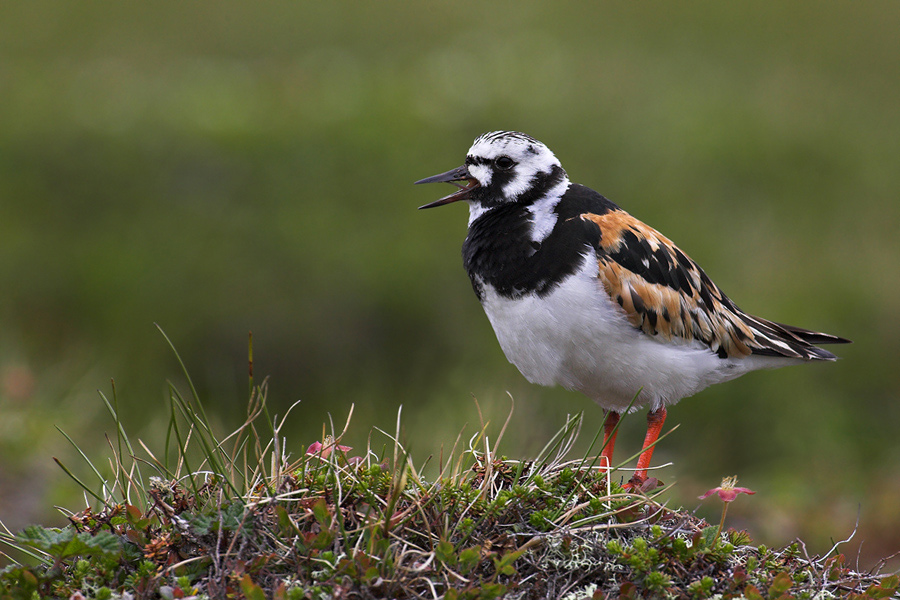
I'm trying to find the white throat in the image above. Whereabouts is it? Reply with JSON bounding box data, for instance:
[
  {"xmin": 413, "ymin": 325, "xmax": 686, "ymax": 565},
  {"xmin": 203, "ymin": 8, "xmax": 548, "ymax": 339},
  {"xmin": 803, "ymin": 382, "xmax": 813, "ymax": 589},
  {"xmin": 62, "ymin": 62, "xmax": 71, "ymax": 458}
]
[{"xmin": 527, "ymin": 179, "xmax": 570, "ymax": 243}]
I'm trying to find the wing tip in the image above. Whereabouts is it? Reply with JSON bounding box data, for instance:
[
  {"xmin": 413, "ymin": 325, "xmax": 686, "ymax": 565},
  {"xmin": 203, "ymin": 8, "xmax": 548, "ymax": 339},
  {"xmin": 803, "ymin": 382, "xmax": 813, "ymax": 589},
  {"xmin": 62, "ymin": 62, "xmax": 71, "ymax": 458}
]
[{"xmin": 748, "ymin": 320, "xmax": 850, "ymax": 361}]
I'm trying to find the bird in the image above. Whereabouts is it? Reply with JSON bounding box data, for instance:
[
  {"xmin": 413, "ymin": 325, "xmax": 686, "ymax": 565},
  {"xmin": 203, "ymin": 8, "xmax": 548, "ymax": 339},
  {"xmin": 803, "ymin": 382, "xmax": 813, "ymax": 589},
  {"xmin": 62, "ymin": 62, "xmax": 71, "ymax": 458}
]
[{"xmin": 415, "ymin": 130, "xmax": 850, "ymax": 488}]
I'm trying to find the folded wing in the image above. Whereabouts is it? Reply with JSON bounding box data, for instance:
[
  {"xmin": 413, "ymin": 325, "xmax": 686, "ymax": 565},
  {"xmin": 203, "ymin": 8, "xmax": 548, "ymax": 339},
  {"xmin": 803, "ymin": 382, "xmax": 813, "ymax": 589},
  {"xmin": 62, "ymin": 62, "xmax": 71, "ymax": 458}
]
[{"xmin": 579, "ymin": 210, "xmax": 850, "ymax": 361}]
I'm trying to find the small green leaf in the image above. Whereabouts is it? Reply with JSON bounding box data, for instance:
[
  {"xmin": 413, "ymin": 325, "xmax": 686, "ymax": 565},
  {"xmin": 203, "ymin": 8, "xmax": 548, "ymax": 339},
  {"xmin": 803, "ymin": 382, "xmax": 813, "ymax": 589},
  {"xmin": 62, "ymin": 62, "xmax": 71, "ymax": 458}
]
[
  {"xmin": 435, "ymin": 539, "xmax": 456, "ymax": 567},
  {"xmin": 222, "ymin": 501, "xmax": 247, "ymax": 530},
  {"xmin": 311, "ymin": 529, "xmax": 334, "ymax": 550},
  {"xmin": 618, "ymin": 581, "xmax": 638, "ymax": 600},
  {"xmin": 493, "ymin": 548, "xmax": 524, "ymax": 577},
  {"xmin": 479, "ymin": 582, "xmax": 507, "ymax": 599},
  {"xmin": 190, "ymin": 513, "xmax": 214, "ymax": 535},
  {"xmin": 769, "ymin": 572, "xmax": 792, "ymax": 597},
  {"xmin": 700, "ymin": 525, "xmax": 719, "ymax": 548},
  {"xmin": 729, "ymin": 529, "xmax": 752, "ymax": 546},
  {"xmin": 17, "ymin": 525, "xmax": 69, "ymax": 548},
  {"xmin": 743, "ymin": 584, "xmax": 764, "ymax": 600},
  {"xmin": 239, "ymin": 574, "xmax": 267, "ymax": 600},
  {"xmin": 125, "ymin": 504, "xmax": 152, "ymax": 531},
  {"xmin": 274, "ymin": 505, "xmax": 298, "ymax": 536},
  {"xmin": 311, "ymin": 498, "xmax": 331, "ymax": 526},
  {"xmin": 125, "ymin": 504, "xmax": 142, "ymax": 521},
  {"xmin": 16, "ymin": 526, "xmax": 120, "ymax": 560},
  {"xmin": 864, "ymin": 575, "xmax": 900, "ymax": 599},
  {"xmin": 458, "ymin": 546, "xmax": 481, "ymax": 574}
]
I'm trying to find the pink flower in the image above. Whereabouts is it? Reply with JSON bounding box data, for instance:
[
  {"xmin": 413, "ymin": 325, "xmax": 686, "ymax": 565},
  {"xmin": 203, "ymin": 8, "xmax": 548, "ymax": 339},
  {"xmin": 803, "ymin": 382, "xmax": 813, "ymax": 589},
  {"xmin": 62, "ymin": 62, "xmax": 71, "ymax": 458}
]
[
  {"xmin": 306, "ymin": 438, "xmax": 352, "ymax": 459},
  {"xmin": 699, "ymin": 476, "xmax": 755, "ymax": 503}
]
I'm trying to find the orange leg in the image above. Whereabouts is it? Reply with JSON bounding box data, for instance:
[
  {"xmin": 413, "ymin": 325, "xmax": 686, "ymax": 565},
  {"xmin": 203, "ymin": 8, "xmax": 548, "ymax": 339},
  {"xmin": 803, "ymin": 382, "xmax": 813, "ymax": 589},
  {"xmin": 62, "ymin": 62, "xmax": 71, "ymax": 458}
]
[
  {"xmin": 628, "ymin": 407, "xmax": 667, "ymax": 487},
  {"xmin": 600, "ymin": 411, "xmax": 620, "ymax": 474}
]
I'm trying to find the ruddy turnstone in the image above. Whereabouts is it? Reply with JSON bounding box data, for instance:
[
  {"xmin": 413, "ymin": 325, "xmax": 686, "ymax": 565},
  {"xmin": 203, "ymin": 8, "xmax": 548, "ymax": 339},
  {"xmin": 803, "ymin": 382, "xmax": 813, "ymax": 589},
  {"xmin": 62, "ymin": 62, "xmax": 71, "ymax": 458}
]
[{"xmin": 416, "ymin": 131, "xmax": 849, "ymax": 487}]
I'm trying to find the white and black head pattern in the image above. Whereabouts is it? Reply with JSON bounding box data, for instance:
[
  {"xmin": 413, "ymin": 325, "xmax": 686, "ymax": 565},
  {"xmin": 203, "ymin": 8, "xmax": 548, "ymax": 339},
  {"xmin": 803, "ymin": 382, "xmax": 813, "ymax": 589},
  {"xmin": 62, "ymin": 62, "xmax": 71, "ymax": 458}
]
[
  {"xmin": 416, "ymin": 131, "xmax": 573, "ymax": 243},
  {"xmin": 464, "ymin": 131, "xmax": 567, "ymax": 206},
  {"xmin": 416, "ymin": 131, "xmax": 569, "ymax": 221}
]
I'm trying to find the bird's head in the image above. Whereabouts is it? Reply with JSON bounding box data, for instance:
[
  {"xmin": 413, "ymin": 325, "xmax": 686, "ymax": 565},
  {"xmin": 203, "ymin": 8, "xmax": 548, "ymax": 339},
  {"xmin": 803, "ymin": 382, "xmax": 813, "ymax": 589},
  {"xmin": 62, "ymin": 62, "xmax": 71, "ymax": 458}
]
[{"xmin": 416, "ymin": 131, "xmax": 567, "ymax": 210}]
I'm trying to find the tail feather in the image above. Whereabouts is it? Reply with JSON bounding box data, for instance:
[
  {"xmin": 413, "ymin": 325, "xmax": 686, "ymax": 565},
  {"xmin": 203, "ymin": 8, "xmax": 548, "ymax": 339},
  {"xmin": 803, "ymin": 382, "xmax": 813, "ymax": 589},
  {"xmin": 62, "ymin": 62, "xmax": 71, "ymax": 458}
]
[
  {"xmin": 772, "ymin": 322, "xmax": 852, "ymax": 346},
  {"xmin": 740, "ymin": 315, "xmax": 850, "ymax": 362}
]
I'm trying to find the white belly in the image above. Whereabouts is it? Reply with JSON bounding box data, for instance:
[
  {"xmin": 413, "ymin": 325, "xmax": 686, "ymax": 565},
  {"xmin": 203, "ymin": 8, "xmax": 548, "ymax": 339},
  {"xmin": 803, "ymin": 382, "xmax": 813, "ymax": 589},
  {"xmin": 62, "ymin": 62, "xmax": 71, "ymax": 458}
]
[{"xmin": 477, "ymin": 256, "xmax": 754, "ymax": 413}]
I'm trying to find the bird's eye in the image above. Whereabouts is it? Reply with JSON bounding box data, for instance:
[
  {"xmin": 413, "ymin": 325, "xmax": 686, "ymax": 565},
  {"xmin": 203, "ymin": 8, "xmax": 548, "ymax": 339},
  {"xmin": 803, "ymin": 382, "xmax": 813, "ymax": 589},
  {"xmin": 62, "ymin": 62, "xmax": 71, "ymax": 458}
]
[{"xmin": 495, "ymin": 156, "xmax": 515, "ymax": 170}]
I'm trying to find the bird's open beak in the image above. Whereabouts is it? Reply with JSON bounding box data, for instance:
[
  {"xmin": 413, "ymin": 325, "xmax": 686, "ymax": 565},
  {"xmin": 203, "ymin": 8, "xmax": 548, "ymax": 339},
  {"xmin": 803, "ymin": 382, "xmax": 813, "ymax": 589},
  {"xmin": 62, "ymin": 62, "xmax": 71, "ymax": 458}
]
[{"xmin": 415, "ymin": 165, "xmax": 480, "ymax": 209}]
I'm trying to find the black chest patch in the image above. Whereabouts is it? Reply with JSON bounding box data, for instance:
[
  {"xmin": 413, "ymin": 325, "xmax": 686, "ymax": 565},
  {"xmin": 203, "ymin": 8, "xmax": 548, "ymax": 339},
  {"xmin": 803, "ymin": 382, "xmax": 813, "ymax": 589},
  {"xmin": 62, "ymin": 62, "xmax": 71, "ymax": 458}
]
[{"xmin": 462, "ymin": 184, "xmax": 618, "ymax": 300}]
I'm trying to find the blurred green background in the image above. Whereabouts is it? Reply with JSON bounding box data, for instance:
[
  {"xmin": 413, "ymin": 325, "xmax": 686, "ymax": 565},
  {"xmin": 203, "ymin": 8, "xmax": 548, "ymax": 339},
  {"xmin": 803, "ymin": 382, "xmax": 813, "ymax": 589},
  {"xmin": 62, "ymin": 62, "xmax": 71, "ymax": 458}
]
[{"xmin": 2, "ymin": 1, "xmax": 899, "ymax": 567}]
